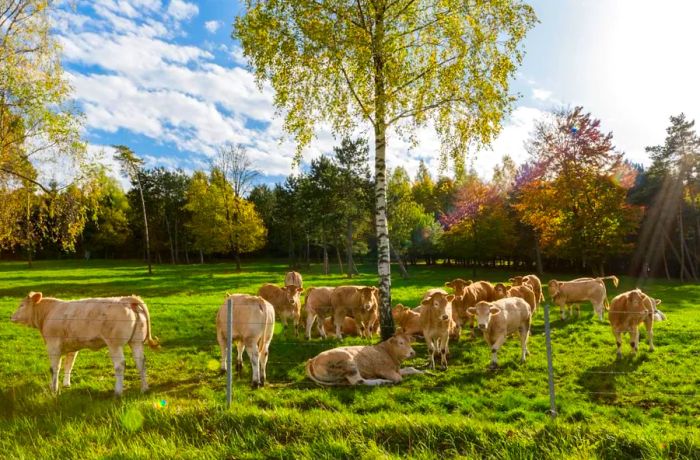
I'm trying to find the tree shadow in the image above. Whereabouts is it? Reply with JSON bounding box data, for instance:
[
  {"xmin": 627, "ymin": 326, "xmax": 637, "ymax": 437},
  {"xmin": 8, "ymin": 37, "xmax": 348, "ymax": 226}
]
[{"xmin": 577, "ymin": 354, "xmax": 645, "ymax": 404}]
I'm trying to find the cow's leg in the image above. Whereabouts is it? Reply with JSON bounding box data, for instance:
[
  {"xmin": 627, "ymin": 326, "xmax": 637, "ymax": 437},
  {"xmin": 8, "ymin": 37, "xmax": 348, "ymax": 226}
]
[
  {"xmin": 258, "ymin": 339, "xmax": 270, "ymax": 386},
  {"xmin": 519, "ymin": 325, "xmax": 530, "ymax": 362},
  {"xmin": 594, "ymin": 301, "xmax": 604, "ymax": 321},
  {"xmin": 399, "ymin": 367, "xmax": 424, "ymax": 376},
  {"xmin": 108, "ymin": 345, "xmax": 126, "ymax": 396},
  {"xmin": 217, "ymin": 329, "xmax": 227, "ymax": 372},
  {"xmin": 631, "ymin": 326, "xmax": 640, "ymax": 355},
  {"xmin": 63, "ymin": 351, "xmax": 78, "ymax": 388},
  {"xmin": 613, "ymin": 329, "xmax": 623, "ymax": 359},
  {"xmin": 245, "ymin": 338, "xmax": 261, "ymax": 388},
  {"xmin": 360, "ymin": 378, "xmax": 395, "ymax": 386},
  {"xmin": 440, "ymin": 335, "xmax": 450, "ymax": 370},
  {"xmin": 131, "ymin": 342, "xmax": 148, "ymax": 392},
  {"xmin": 316, "ymin": 317, "xmax": 326, "ymax": 338},
  {"xmin": 235, "ymin": 341, "xmax": 245, "ymax": 376},
  {"xmin": 559, "ymin": 304, "xmax": 566, "ymax": 320},
  {"xmin": 47, "ymin": 344, "xmax": 62, "ymax": 393},
  {"xmin": 426, "ymin": 337, "xmax": 436, "ymax": 369},
  {"xmin": 333, "ymin": 310, "xmax": 345, "ymax": 340},
  {"xmin": 305, "ymin": 312, "xmax": 317, "ymax": 340},
  {"xmin": 489, "ymin": 335, "xmax": 507, "ymax": 369},
  {"xmin": 645, "ymin": 318, "xmax": 654, "ymax": 351}
]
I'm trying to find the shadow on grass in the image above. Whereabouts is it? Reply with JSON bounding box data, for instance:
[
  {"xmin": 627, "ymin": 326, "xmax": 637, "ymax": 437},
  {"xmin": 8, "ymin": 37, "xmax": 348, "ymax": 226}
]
[{"xmin": 578, "ymin": 354, "xmax": 645, "ymax": 404}]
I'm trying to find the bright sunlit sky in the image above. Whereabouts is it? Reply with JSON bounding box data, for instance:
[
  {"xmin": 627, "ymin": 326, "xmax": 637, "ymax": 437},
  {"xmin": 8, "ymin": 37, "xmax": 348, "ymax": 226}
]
[{"xmin": 53, "ymin": 0, "xmax": 700, "ymax": 187}]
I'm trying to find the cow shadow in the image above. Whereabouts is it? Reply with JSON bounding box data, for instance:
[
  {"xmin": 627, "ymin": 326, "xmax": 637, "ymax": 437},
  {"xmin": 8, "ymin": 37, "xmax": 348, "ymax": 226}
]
[{"xmin": 577, "ymin": 354, "xmax": 646, "ymax": 404}]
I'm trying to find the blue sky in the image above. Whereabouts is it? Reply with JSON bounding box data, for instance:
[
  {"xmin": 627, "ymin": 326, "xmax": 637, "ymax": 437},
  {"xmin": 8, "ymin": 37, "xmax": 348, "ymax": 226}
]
[{"xmin": 53, "ymin": 0, "xmax": 700, "ymax": 188}]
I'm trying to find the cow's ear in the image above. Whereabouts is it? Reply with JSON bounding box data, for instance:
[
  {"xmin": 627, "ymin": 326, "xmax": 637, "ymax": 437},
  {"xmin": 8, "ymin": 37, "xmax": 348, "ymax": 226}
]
[
  {"xmin": 372, "ymin": 287, "xmax": 379, "ymax": 293},
  {"xmin": 420, "ymin": 298, "xmax": 430, "ymax": 307},
  {"xmin": 296, "ymin": 287, "xmax": 304, "ymax": 293},
  {"xmin": 467, "ymin": 307, "xmax": 476, "ymax": 314},
  {"xmin": 466, "ymin": 280, "xmax": 473, "ymax": 286},
  {"xmin": 30, "ymin": 292, "xmax": 42, "ymax": 304},
  {"xmin": 444, "ymin": 281, "xmax": 453, "ymax": 288},
  {"xmin": 489, "ymin": 307, "xmax": 501, "ymax": 315},
  {"xmin": 446, "ymin": 294, "xmax": 455, "ymax": 303},
  {"xmin": 655, "ymin": 299, "xmax": 662, "ymax": 305}
]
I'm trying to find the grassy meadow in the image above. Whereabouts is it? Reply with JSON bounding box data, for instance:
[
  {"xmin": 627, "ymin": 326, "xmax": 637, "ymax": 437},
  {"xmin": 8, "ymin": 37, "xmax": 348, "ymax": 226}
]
[{"xmin": 0, "ymin": 259, "xmax": 699, "ymax": 459}]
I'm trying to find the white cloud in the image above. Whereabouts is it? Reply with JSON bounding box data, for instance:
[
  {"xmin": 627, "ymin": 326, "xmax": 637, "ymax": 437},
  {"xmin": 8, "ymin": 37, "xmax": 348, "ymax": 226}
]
[
  {"xmin": 204, "ymin": 20, "xmax": 221, "ymax": 34},
  {"xmin": 167, "ymin": 0, "xmax": 198, "ymax": 21},
  {"xmin": 532, "ymin": 88, "xmax": 552, "ymax": 101}
]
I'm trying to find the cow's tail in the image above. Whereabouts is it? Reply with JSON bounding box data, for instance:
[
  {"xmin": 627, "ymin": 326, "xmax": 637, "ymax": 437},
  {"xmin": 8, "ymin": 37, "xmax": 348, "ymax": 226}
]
[
  {"xmin": 305, "ymin": 358, "xmax": 330, "ymax": 386},
  {"xmin": 304, "ymin": 288, "xmax": 315, "ymax": 311},
  {"xmin": 132, "ymin": 298, "xmax": 160, "ymax": 349},
  {"xmin": 604, "ymin": 297, "xmax": 610, "ymax": 310},
  {"xmin": 599, "ymin": 275, "xmax": 619, "ymax": 287}
]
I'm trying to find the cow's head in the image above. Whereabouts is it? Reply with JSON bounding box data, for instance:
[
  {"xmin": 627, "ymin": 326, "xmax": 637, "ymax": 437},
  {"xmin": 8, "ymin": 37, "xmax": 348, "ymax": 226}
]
[
  {"xmin": 628, "ymin": 289, "xmax": 644, "ymax": 310},
  {"xmin": 360, "ymin": 287, "xmax": 379, "ymax": 312},
  {"xmin": 547, "ymin": 280, "xmax": 561, "ymax": 298},
  {"xmin": 421, "ymin": 292, "xmax": 454, "ymax": 322},
  {"xmin": 11, "ymin": 292, "xmax": 43, "ymax": 327},
  {"xmin": 387, "ymin": 332, "xmax": 416, "ymax": 361},
  {"xmin": 468, "ymin": 301, "xmax": 501, "ymax": 331},
  {"xmin": 392, "ymin": 304, "xmax": 408, "ymax": 321},
  {"xmin": 493, "ymin": 283, "xmax": 508, "ymax": 300},
  {"xmin": 444, "ymin": 278, "xmax": 472, "ymax": 296},
  {"xmin": 509, "ymin": 276, "xmax": 524, "ymax": 286},
  {"xmin": 283, "ymin": 285, "xmax": 303, "ymax": 307}
]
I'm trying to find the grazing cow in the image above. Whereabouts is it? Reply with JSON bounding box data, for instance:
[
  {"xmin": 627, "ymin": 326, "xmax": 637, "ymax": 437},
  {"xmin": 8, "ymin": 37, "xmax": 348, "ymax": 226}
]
[
  {"xmin": 391, "ymin": 304, "xmax": 423, "ymax": 337},
  {"xmin": 509, "ymin": 275, "xmax": 544, "ymax": 305},
  {"xmin": 420, "ymin": 290, "xmax": 456, "ymax": 370},
  {"xmin": 495, "ymin": 284, "xmax": 537, "ymax": 315},
  {"xmin": 304, "ymin": 287, "xmax": 335, "ymax": 340},
  {"xmin": 468, "ymin": 297, "xmax": 531, "ymax": 368},
  {"xmin": 331, "ymin": 286, "xmax": 379, "ymax": 340},
  {"xmin": 284, "ymin": 271, "xmax": 303, "ymax": 289},
  {"xmin": 548, "ymin": 276, "xmax": 619, "ymax": 321},
  {"xmin": 216, "ymin": 294, "xmax": 274, "ymax": 388},
  {"xmin": 609, "ymin": 289, "xmax": 663, "ymax": 358},
  {"xmin": 257, "ymin": 283, "xmax": 303, "ymax": 335},
  {"xmin": 305, "ymin": 333, "xmax": 422, "ymax": 386},
  {"xmin": 10, "ymin": 292, "xmax": 159, "ymax": 396}
]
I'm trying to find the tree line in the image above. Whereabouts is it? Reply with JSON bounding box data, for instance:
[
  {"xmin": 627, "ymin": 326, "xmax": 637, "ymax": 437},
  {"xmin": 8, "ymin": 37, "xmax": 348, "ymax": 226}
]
[{"xmin": 1, "ymin": 107, "xmax": 697, "ymax": 281}]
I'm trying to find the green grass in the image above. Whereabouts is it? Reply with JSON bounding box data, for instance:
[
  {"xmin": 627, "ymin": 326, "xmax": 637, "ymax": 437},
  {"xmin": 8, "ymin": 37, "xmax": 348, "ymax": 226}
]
[{"xmin": 1, "ymin": 259, "xmax": 699, "ymax": 459}]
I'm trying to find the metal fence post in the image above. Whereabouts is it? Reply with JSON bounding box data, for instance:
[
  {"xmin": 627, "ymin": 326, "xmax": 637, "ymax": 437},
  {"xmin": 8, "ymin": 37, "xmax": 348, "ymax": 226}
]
[
  {"xmin": 544, "ymin": 302, "xmax": 557, "ymax": 418},
  {"xmin": 226, "ymin": 297, "xmax": 233, "ymax": 409}
]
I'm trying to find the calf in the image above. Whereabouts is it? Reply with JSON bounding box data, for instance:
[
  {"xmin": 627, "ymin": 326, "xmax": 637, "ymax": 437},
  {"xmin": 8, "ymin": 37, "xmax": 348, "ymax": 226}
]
[
  {"xmin": 331, "ymin": 286, "xmax": 379, "ymax": 340},
  {"xmin": 454, "ymin": 281, "xmax": 496, "ymax": 338},
  {"xmin": 284, "ymin": 271, "xmax": 303, "ymax": 289},
  {"xmin": 391, "ymin": 304, "xmax": 423, "ymax": 337},
  {"xmin": 323, "ymin": 316, "xmax": 360, "ymax": 337},
  {"xmin": 548, "ymin": 276, "xmax": 618, "ymax": 321},
  {"xmin": 469, "ymin": 297, "xmax": 531, "ymax": 368},
  {"xmin": 10, "ymin": 292, "xmax": 159, "ymax": 396},
  {"xmin": 304, "ymin": 287, "xmax": 335, "ymax": 339},
  {"xmin": 509, "ymin": 274, "xmax": 544, "ymax": 305},
  {"xmin": 305, "ymin": 333, "xmax": 422, "ymax": 385},
  {"xmin": 216, "ymin": 294, "xmax": 275, "ymax": 388},
  {"xmin": 257, "ymin": 283, "xmax": 303, "ymax": 335},
  {"xmin": 609, "ymin": 289, "xmax": 663, "ymax": 358},
  {"xmin": 420, "ymin": 290, "xmax": 456, "ymax": 370},
  {"xmin": 496, "ymin": 284, "xmax": 537, "ymax": 315}
]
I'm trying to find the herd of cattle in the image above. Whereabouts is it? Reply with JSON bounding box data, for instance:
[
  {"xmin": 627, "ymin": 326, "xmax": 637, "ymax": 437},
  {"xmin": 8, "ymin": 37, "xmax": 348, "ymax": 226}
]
[{"xmin": 9, "ymin": 271, "xmax": 666, "ymax": 395}]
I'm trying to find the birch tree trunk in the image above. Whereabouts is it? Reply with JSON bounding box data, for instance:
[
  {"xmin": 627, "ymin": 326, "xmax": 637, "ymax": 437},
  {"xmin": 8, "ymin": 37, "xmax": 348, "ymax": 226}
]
[
  {"xmin": 136, "ymin": 174, "xmax": 152, "ymax": 275},
  {"xmin": 346, "ymin": 220, "xmax": 354, "ymax": 279}
]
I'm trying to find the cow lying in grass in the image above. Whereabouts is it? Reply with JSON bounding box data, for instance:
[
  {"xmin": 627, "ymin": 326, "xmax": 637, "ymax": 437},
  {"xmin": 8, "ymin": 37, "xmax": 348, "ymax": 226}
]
[
  {"xmin": 11, "ymin": 292, "xmax": 159, "ymax": 396},
  {"xmin": 305, "ymin": 332, "xmax": 422, "ymax": 386},
  {"xmin": 609, "ymin": 289, "xmax": 664, "ymax": 358}
]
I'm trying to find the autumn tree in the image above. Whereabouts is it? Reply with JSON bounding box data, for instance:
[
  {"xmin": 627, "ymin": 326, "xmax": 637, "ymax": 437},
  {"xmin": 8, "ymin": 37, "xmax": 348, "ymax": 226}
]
[
  {"xmin": 235, "ymin": 1, "xmax": 536, "ymax": 338},
  {"xmin": 514, "ymin": 107, "xmax": 642, "ymax": 274},
  {"xmin": 0, "ymin": 0, "xmax": 84, "ymax": 190}
]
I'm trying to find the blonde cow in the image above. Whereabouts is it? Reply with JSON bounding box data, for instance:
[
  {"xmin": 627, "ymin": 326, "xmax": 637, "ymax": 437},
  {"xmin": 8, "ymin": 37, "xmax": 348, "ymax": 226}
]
[
  {"xmin": 609, "ymin": 289, "xmax": 664, "ymax": 358},
  {"xmin": 445, "ymin": 280, "xmax": 495, "ymax": 338},
  {"xmin": 493, "ymin": 283, "xmax": 537, "ymax": 315},
  {"xmin": 469, "ymin": 297, "xmax": 531, "ymax": 369},
  {"xmin": 391, "ymin": 304, "xmax": 423, "ymax": 337},
  {"xmin": 548, "ymin": 276, "xmax": 619, "ymax": 321},
  {"xmin": 420, "ymin": 289, "xmax": 456, "ymax": 370},
  {"xmin": 257, "ymin": 283, "xmax": 303, "ymax": 335},
  {"xmin": 10, "ymin": 292, "xmax": 159, "ymax": 396},
  {"xmin": 216, "ymin": 294, "xmax": 275, "ymax": 388},
  {"xmin": 509, "ymin": 275, "xmax": 544, "ymax": 305},
  {"xmin": 304, "ymin": 287, "xmax": 335, "ymax": 340},
  {"xmin": 331, "ymin": 286, "xmax": 379, "ymax": 340},
  {"xmin": 284, "ymin": 271, "xmax": 303, "ymax": 289},
  {"xmin": 306, "ymin": 333, "xmax": 422, "ymax": 385}
]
